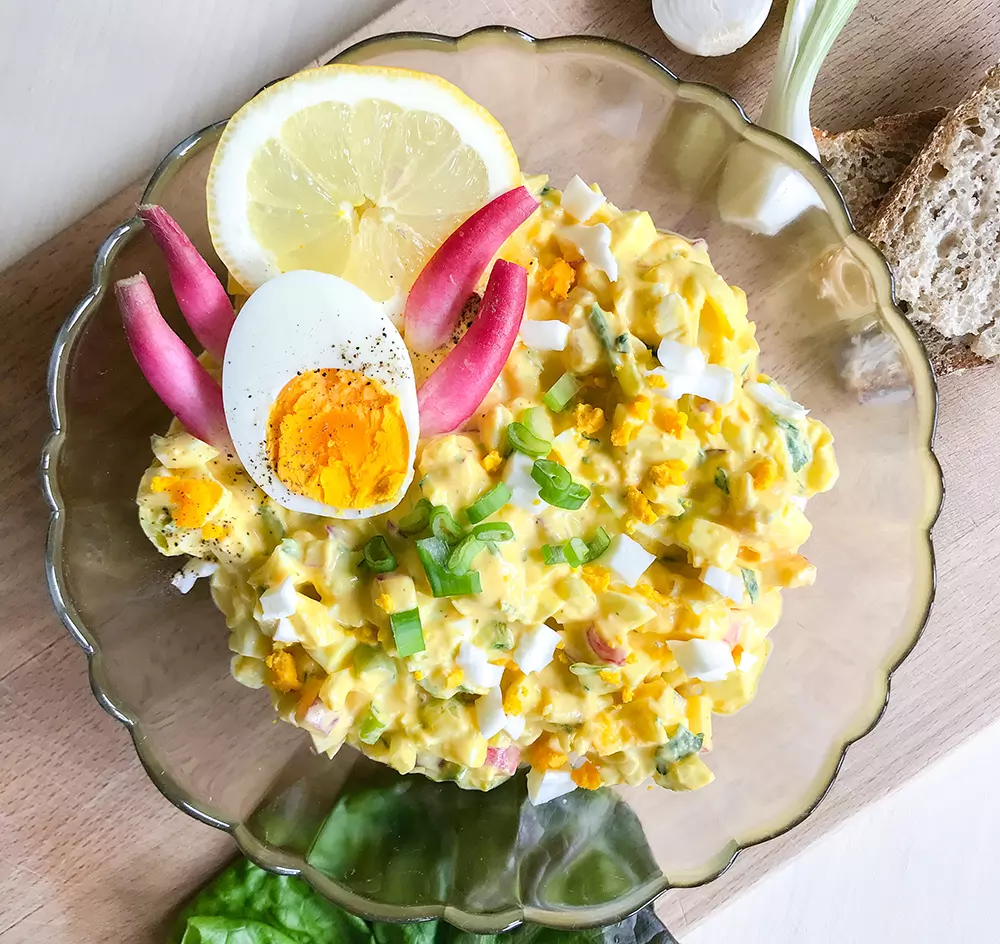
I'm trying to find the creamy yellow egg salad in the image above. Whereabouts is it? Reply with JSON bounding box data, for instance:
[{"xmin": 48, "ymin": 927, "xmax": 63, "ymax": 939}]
[{"xmin": 133, "ymin": 175, "xmax": 837, "ymax": 806}]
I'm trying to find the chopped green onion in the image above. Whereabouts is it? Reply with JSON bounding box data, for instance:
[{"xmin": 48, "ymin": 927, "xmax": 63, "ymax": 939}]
[
  {"xmin": 540, "ymin": 481, "xmax": 591, "ymax": 510},
  {"xmin": 447, "ymin": 534, "xmax": 485, "ymax": 575},
  {"xmin": 587, "ymin": 526, "xmax": 611, "ymax": 561},
  {"xmin": 542, "ymin": 372, "xmax": 581, "ymax": 412},
  {"xmin": 358, "ymin": 705, "xmax": 387, "ymax": 745},
  {"xmin": 389, "ymin": 607, "xmax": 426, "ymax": 657},
  {"xmin": 362, "ymin": 535, "xmax": 397, "ymax": 573},
  {"xmin": 490, "ymin": 622, "xmax": 514, "ymax": 650},
  {"xmin": 614, "ymin": 332, "xmax": 631, "ymax": 353},
  {"xmin": 353, "ymin": 645, "xmax": 397, "ymax": 680},
  {"xmin": 655, "ymin": 724, "xmax": 704, "ymax": 773},
  {"xmin": 531, "ymin": 458, "xmax": 572, "ymax": 492},
  {"xmin": 541, "ymin": 526, "xmax": 610, "ymax": 567},
  {"xmin": 714, "ymin": 468, "xmax": 730, "ymax": 495},
  {"xmin": 472, "ymin": 522, "xmax": 514, "ymax": 543},
  {"xmin": 416, "ymin": 536, "xmax": 483, "ymax": 597},
  {"xmin": 564, "ymin": 537, "xmax": 590, "ymax": 567},
  {"xmin": 429, "ymin": 505, "xmax": 463, "ymax": 543},
  {"xmin": 522, "ymin": 407, "xmax": 554, "ymax": 443},
  {"xmin": 464, "ymin": 483, "xmax": 511, "ymax": 524},
  {"xmin": 506, "ymin": 421, "xmax": 551, "ymax": 458},
  {"xmin": 260, "ymin": 502, "xmax": 285, "ymax": 543},
  {"xmin": 397, "ymin": 498, "xmax": 432, "ymax": 536},
  {"xmin": 589, "ymin": 306, "xmax": 622, "ymax": 369},
  {"xmin": 741, "ymin": 567, "xmax": 760, "ymax": 604},
  {"xmin": 279, "ymin": 537, "xmax": 301, "ymax": 560}
]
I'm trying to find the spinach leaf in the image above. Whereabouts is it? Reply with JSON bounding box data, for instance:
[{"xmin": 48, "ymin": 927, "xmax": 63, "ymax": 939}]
[
  {"xmin": 654, "ymin": 725, "xmax": 703, "ymax": 773},
  {"xmin": 740, "ymin": 567, "xmax": 759, "ymax": 604},
  {"xmin": 713, "ymin": 468, "xmax": 729, "ymax": 494},
  {"xmin": 772, "ymin": 416, "xmax": 812, "ymax": 473}
]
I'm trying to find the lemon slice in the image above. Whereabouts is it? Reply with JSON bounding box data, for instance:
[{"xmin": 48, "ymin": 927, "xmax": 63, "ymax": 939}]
[{"xmin": 207, "ymin": 65, "xmax": 521, "ymax": 302}]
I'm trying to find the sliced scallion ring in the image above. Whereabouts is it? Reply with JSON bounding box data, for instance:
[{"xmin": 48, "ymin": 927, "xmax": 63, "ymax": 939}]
[
  {"xmin": 389, "ymin": 607, "xmax": 426, "ymax": 656},
  {"xmin": 542, "ymin": 372, "xmax": 580, "ymax": 412},
  {"xmin": 472, "ymin": 521, "xmax": 514, "ymax": 543},
  {"xmin": 447, "ymin": 533, "xmax": 486, "ymax": 575},
  {"xmin": 464, "ymin": 483, "xmax": 511, "ymax": 524},
  {"xmin": 362, "ymin": 535, "xmax": 397, "ymax": 573},
  {"xmin": 506, "ymin": 421, "xmax": 551, "ymax": 458},
  {"xmin": 397, "ymin": 499, "xmax": 432, "ymax": 536}
]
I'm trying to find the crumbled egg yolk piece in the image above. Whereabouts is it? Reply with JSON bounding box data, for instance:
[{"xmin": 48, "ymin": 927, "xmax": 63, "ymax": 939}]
[
  {"xmin": 572, "ymin": 761, "xmax": 603, "ymax": 790},
  {"xmin": 295, "ymin": 676, "xmax": 324, "ymax": 719},
  {"xmin": 503, "ymin": 673, "xmax": 529, "ymax": 715},
  {"xmin": 150, "ymin": 476, "xmax": 223, "ymax": 528},
  {"xmin": 572, "ymin": 403, "xmax": 606, "ymax": 436},
  {"xmin": 599, "ymin": 668, "xmax": 622, "ymax": 686},
  {"xmin": 529, "ymin": 740, "xmax": 568, "ymax": 770},
  {"xmin": 610, "ymin": 396, "xmax": 651, "ymax": 447},
  {"xmin": 648, "ymin": 459, "xmax": 687, "ymax": 489},
  {"xmin": 446, "ymin": 668, "xmax": 464, "ymax": 688},
  {"xmin": 740, "ymin": 546, "xmax": 761, "ymax": 562},
  {"xmin": 751, "ymin": 457, "xmax": 779, "ymax": 491},
  {"xmin": 634, "ymin": 583, "xmax": 669, "ymax": 606},
  {"xmin": 581, "ymin": 564, "xmax": 611, "ymax": 594},
  {"xmin": 266, "ymin": 368, "xmax": 408, "ymax": 510},
  {"xmin": 625, "ymin": 486, "xmax": 658, "ymax": 525},
  {"xmin": 482, "ymin": 450, "xmax": 503, "ymax": 472},
  {"xmin": 265, "ymin": 650, "xmax": 300, "ymax": 692},
  {"xmin": 539, "ymin": 258, "xmax": 576, "ymax": 299},
  {"xmin": 654, "ymin": 405, "xmax": 687, "ymax": 437},
  {"xmin": 201, "ymin": 520, "xmax": 229, "ymax": 541}
]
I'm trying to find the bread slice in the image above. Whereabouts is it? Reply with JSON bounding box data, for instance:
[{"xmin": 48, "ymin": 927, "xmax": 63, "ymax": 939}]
[
  {"xmin": 816, "ymin": 109, "xmax": 947, "ymax": 232},
  {"xmin": 869, "ymin": 65, "xmax": 1000, "ymax": 362}
]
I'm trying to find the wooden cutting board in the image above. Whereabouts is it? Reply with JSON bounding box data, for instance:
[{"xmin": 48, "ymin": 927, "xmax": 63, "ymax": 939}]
[{"xmin": 2, "ymin": 1, "xmax": 999, "ymax": 941}]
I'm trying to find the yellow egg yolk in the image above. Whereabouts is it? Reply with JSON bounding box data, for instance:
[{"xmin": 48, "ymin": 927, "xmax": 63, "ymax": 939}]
[
  {"xmin": 266, "ymin": 368, "xmax": 409, "ymax": 511},
  {"xmin": 150, "ymin": 475, "xmax": 223, "ymax": 528}
]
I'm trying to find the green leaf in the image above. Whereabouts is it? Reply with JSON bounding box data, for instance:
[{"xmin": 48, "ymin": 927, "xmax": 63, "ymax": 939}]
[
  {"xmin": 713, "ymin": 468, "xmax": 729, "ymax": 494},
  {"xmin": 741, "ymin": 567, "xmax": 759, "ymax": 604},
  {"xmin": 172, "ymin": 859, "xmax": 372, "ymax": 944},
  {"xmin": 372, "ymin": 922, "xmax": 440, "ymax": 944}
]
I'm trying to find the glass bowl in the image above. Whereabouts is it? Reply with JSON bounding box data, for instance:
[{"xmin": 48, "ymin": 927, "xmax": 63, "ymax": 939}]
[{"xmin": 43, "ymin": 26, "xmax": 942, "ymax": 933}]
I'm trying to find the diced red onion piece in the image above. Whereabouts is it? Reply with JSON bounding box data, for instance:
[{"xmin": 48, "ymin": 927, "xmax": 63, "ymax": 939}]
[
  {"xmin": 405, "ymin": 187, "xmax": 538, "ymax": 352},
  {"xmin": 485, "ymin": 745, "xmax": 520, "ymax": 774},
  {"xmin": 115, "ymin": 274, "xmax": 232, "ymax": 450},
  {"xmin": 587, "ymin": 625, "xmax": 627, "ymax": 665},
  {"xmin": 417, "ymin": 259, "xmax": 527, "ymax": 436},
  {"xmin": 304, "ymin": 700, "xmax": 338, "ymax": 735}
]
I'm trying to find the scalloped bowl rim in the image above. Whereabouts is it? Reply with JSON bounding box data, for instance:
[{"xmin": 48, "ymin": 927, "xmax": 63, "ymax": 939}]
[{"xmin": 41, "ymin": 25, "xmax": 943, "ymax": 933}]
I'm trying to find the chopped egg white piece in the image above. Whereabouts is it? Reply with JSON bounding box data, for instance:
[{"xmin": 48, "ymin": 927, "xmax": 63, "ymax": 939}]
[
  {"xmin": 170, "ymin": 558, "xmax": 218, "ymax": 594},
  {"xmin": 561, "ymin": 223, "xmax": 618, "ymax": 281},
  {"xmin": 736, "ymin": 649, "xmax": 760, "ymax": 673},
  {"xmin": 746, "ymin": 381, "xmax": 808, "ymax": 420},
  {"xmin": 789, "ymin": 495, "xmax": 808, "ymax": 510},
  {"xmin": 259, "ymin": 577, "xmax": 297, "ymax": 620},
  {"xmin": 668, "ymin": 638, "xmax": 736, "ymax": 682},
  {"xmin": 475, "ymin": 687, "xmax": 507, "ymax": 738},
  {"xmin": 606, "ymin": 534, "xmax": 657, "ymax": 587},
  {"xmin": 457, "ymin": 640, "xmax": 505, "ymax": 690},
  {"xmin": 651, "ymin": 340, "xmax": 734, "ymax": 404},
  {"xmin": 561, "ymin": 175, "xmax": 605, "ymax": 222},
  {"xmin": 504, "ymin": 714, "xmax": 526, "ymax": 739},
  {"xmin": 504, "ymin": 451, "xmax": 543, "ymax": 510},
  {"xmin": 527, "ymin": 767, "xmax": 577, "ymax": 805},
  {"xmin": 568, "ymin": 751, "xmax": 587, "ymax": 769},
  {"xmin": 702, "ymin": 565, "xmax": 745, "ymax": 603},
  {"xmin": 273, "ymin": 617, "xmax": 300, "ymax": 644},
  {"xmin": 513, "ymin": 624, "xmax": 561, "ymax": 673},
  {"xmin": 153, "ymin": 433, "xmax": 219, "ymax": 470},
  {"xmin": 520, "ymin": 318, "xmax": 571, "ymax": 351}
]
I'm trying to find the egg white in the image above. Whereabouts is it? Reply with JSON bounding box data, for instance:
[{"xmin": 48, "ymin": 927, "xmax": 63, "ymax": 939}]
[{"xmin": 222, "ymin": 270, "xmax": 419, "ymax": 519}]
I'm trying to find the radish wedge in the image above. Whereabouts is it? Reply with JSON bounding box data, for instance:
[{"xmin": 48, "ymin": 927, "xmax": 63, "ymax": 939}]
[
  {"xmin": 115, "ymin": 274, "xmax": 232, "ymax": 450},
  {"xmin": 139, "ymin": 205, "xmax": 235, "ymax": 361},
  {"xmin": 417, "ymin": 259, "xmax": 527, "ymax": 436},
  {"xmin": 587, "ymin": 625, "xmax": 627, "ymax": 665},
  {"xmin": 405, "ymin": 186, "xmax": 538, "ymax": 353}
]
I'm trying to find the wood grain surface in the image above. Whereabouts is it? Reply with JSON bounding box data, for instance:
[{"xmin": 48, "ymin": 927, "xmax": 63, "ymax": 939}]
[{"xmin": 2, "ymin": 1, "xmax": 999, "ymax": 942}]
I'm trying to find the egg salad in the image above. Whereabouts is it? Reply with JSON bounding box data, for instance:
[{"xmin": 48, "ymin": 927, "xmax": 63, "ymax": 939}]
[{"xmin": 135, "ymin": 173, "xmax": 838, "ymax": 804}]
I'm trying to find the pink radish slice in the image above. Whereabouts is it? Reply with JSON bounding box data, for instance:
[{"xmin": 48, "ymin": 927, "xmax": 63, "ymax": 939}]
[
  {"xmin": 115, "ymin": 274, "xmax": 232, "ymax": 451},
  {"xmin": 139, "ymin": 205, "xmax": 235, "ymax": 361},
  {"xmin": 405, "ymin": 186, "xmax": 538, "ymax": 353},
  {"xmin": 723, "ymin": 614, "xmax": 743, "ymax": 649},
  {"xmin": 587, "ymin": 626, "xmax": 627, "ymax": 665},
  {"xmin": 485, "ymin": 746, "xmax": 520, "ymax": 774},
  {"xmin": 417, "ymin": 259, "xmax": 527, "ymax": 436}
]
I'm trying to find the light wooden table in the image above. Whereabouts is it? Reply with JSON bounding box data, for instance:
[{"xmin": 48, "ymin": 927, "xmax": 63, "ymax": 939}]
[{"xmin": 2, "ymin": 1, "xmax": 999, "ymax": 941}]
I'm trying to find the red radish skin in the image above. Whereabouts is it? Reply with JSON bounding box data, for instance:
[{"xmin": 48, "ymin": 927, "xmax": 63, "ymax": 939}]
[
  {"xmin": 723, "ymin": 614, "xmax": 743, "ymax": 649},
  {"xmin": 405, "ymin": 186, "xmax": 538, "ymax": 353},
  {"xmin": 417, "ymin": 259, "xmax": 527, "ymax": 436},
  {"xmin": 485, "ymin": 745, "xmax": 520, "ymax": 774},
  {"xmin": 587, "ymin": 625, "xmax": 627, "ymax": 665},
  {"xmin": 139, "ymin": 205, "xmax": 235, "ymax": 361},
  {"xmin": 115, "ymin": 274, "xmax": 232, "ymax": 451}
]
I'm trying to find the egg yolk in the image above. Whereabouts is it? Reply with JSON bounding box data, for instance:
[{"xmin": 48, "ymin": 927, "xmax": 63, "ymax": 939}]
[{"xmin": 266, "ymin": 368, "xmax": 409, "ymax": 510}]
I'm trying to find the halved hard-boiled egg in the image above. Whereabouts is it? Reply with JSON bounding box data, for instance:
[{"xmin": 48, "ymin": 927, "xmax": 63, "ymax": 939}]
[{"xmin": 222, "ymin": 270, "xmax": 419, "ymax": 518}]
